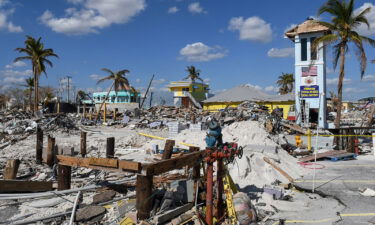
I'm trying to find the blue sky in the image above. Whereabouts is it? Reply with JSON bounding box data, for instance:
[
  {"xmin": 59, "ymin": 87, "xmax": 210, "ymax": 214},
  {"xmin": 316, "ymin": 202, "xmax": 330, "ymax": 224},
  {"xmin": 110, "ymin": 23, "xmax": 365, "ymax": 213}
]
[{"xmin": 0, "ymin": 0, "xmax": 374, "ymax": 101}]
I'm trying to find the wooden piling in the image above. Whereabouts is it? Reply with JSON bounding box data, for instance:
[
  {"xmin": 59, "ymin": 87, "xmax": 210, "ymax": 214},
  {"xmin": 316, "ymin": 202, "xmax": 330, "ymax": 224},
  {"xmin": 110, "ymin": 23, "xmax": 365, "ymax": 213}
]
[
  {"xmin": 113, "ymin": 109, "xmax": 117, "ymax": 121},
  {"xmin": 136, "ymin": 174, "xmax": 153, "ymax": 220},
  {"xmin": 46, "ymin": 136, "xmax": 55, "ymax": 167},
  {"xmin": 189, "ymin": 146, "xmax": 201, "ymax": 179},
  {"xmin": 58, "ymin": 164, "xmax": 71, "ymax": 190},
  {"xmin": 106, "ymin": 137, "xmax": 115, "ymax": 158},
  {"xmin": 3, "ymin": 159, "xmax": 20, "ymax": 180},
  {"xmin": 104, "ymin": 102, "xmax": 107, "ymax": 123},
  {"xmin": 36, "ymin": 126, "xmax": 43, "ymax": 164},
  {"xmin": 162, "ymin": 140, "xmax": 175, "ymax": 160},
  {"xmin": 80, "ymin": 131, "xmax": 87, "ymax": 157}
]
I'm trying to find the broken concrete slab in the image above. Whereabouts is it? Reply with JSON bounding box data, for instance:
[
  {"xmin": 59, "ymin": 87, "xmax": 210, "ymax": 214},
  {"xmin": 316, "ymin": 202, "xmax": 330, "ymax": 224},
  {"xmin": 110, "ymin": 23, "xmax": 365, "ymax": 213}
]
[
  {"xmin": 92, "ymin": 190, "xmax": 116, "ymax": 204},
  {"xmin": 75, "ymin": 205, "xmax": 106, "ymax": 222}
]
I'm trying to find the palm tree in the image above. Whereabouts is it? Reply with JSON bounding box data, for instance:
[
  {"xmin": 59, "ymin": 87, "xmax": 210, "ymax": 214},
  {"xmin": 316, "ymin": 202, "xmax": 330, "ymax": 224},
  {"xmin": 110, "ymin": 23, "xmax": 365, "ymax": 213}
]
[
  {"xmin": 276, "ymin": 73, "xmax": 294, "ymax": 95},
  {"xmin": 95, "ymin": 68, "xmax": 130, "ymax": 119},
  {"xmin": 14, "ymin": 36, "xmax": 58, "ymax": 112},
  {"xmin": 21, "ymin": 77, "xmax": 34, "ymax": 111},
  {"xmin": 313, "ymin": 0, "xmax": 375, "ymax": 128},
  {"xmin": 184, "ymin": 66, "xmax": 203, "ymax": 82}
]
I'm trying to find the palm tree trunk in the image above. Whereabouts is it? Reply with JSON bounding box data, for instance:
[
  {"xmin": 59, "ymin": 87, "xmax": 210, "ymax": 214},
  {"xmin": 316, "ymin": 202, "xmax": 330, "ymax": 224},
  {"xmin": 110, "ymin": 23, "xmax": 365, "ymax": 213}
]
[
  {"xmin": 34, "ymin": 74, "xmax": 38, "ymax": 112},
  {"xmin": 334, "ymin": 45, "xmax": 346, "ymax": 129},
  {"xmin": 95, "ymin": 82, "xmax": 114, "ymax": 121},
  {"xmin": 29, "ymin": 88, "xmax": 32, "ymax": 111}
]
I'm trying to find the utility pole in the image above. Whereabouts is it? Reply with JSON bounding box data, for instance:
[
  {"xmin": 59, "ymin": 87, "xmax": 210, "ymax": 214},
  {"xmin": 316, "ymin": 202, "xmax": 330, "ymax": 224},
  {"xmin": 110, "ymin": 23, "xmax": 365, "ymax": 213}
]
[{"xmin": 66, "ymin": 76, "xmax": 72, "ymax": 103}]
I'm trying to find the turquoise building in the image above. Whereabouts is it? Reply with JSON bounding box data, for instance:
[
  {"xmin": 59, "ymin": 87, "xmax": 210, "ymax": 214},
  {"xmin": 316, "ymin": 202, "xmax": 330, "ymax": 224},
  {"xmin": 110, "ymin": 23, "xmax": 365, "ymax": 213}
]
[{"xmin": 83, "ymin": 90, "xmax": 141, "ymax": 111}]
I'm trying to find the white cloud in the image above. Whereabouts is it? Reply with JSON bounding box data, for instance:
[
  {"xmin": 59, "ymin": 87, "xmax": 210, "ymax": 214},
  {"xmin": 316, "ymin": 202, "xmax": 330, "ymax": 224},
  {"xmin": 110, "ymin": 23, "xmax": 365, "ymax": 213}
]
[
  {"xmin": 267, "ymin": 48, "xmax": 294, "ymax": 58},
  {"xmin": 326, "ymin": 77, "xmax": 352, "ymax": 85},
  {"xmin": 363, "ymin": 74, "xmax": 375, "ymax": 82},
  {"xmin": 265, "ymin": 85, "xmax": 278, "ymax": 92},
  {"xmin": 5, "ymin": 61, "xmax": 26, "ymax": 69},
  {"xmin": 228, "ymin": 16, "xmax": 272, "ymax": 43},
  {"xmin": 344, "ymin": 87, "xmax": 365, "ymax": 94},
  {"xmin": 3, "ymin": 76, "xmax": 24, "ymax": 84},
  {"xmin": 89, "ymin": 74, "xmax": 102, "ymax": 80},
  {"xmin": 40, "ymin": 0, "xmax": 146, "ymax": 35},
  {"xmin": 203, "ymin": 78, "xmax": 210, "ymax": 83},
  {"xmin": 135, "ymin": 78, "xmax": 141, "ymax": 83},
  {"xmin": 0, "ymin": 1, "xmax": 23, "ymax": 33},
  {"xmin": 354, "ymin": 3, "xmax": 375, "ymax": 36},
  {"xmin": 188, "ymin": 2, "xmax": 206, "ymax": 14},
  {"xmin": 168, "ymin": 6, "xmax": 179, "ymax": 14},
  {"xmin": 244, "ymin": 83, "xmax": 262, "ymax": 91},
  {"xmin": 179, "ymin": 42, "xmax": 227, "ymax": 62}
]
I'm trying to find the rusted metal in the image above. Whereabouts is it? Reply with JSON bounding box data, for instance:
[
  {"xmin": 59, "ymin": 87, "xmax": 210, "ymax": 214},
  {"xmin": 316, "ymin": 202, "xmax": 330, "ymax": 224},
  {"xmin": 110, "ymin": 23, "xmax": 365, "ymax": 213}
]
[{"xmin": 205, "ymin": 162, "xmax": 214, "ymax": 225}]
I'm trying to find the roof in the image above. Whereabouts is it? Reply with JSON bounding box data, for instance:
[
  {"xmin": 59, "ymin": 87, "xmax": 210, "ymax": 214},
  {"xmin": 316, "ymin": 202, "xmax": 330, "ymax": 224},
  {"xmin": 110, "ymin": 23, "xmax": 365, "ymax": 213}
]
[
  {"xmin": 203, "ymin": 85, "xmax": 294, "ymax": 103},
  {"xmin": 167, "ymin": 81, "xmax": 209, "ymax": 88},
  {"xmin": 285, "ymin": 19, "xmax": 330, "ymax": 40}
]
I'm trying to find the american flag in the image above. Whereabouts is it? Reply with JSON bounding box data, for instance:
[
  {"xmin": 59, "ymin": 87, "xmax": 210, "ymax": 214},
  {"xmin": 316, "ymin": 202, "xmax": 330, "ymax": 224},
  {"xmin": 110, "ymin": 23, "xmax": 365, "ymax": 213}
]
[{"xmin": 301, "ymin": 66, "xmax": 317, "ymax": 76}]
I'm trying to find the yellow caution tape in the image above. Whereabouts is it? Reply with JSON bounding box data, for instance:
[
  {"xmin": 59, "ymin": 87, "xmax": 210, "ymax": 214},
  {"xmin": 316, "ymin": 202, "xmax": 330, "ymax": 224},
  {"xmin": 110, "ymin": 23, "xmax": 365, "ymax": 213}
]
[
  {"xmin": 271, "ymin": 212, "xmax": 375, "ymax": 224},
  {"xmin": 224, "ymin": 172, "xmax": 238, "ymax": 224},
  {"xmin": 302, "ymin": 134, "xmax": 375, "ymax": 137},
  {"xmin": 138, "ymin": 132, "xmax": 197, "ymax": 147}
]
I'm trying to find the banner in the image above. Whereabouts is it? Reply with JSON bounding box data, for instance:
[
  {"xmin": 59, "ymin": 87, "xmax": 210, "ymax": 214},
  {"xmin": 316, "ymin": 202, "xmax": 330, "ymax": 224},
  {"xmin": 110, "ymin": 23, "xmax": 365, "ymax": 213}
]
[{"xmin": 300, "ymin": 85, "xmax": 319, "ymax": 98}]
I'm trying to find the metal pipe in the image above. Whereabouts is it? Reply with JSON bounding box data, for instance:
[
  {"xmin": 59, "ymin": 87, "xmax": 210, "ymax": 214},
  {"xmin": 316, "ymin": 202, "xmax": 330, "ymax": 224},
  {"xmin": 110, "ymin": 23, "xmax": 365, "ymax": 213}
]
[
  {"xmin": 216, "ymin": 159, "xmax": 224, "ymax": 219},
  {"xmin": 205, "ymin": 162, "xmax": 213, "ymax": 225},
  {"xmin": 69, "ymin": 191, "xmax": 81, "ymax": 225}
]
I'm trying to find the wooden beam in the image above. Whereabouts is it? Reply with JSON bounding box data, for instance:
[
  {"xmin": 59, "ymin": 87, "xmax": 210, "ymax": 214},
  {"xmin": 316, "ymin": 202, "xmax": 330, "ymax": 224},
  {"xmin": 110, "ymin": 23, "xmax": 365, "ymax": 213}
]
[
  {"xmin": 46, "ymin": 136, "xmax": 55, "ymax": 167},
  {"xmin": 89, "ymin": 158, "xmax": 118, "ymax": 168},
  {"xmin": 119, "ymin": 160, "xmax": 141, "ymax": 173},
  {"xmin": 58, "ymin": 164, "xmax": 71, "ymax": 190},
  {"xmin": 57, "ymin": 155, "xmax": 141, "ymax": 173},
  {"xmin": 80, "ymin": 131, "xmax": 87, "ymax": 157},
  {"xmin": 3, "ymin": 159, "xmax": 20, "ymax": 180},
  {"xmin": 0, "ymin": 180, "xmax": 53, "ymax": 193},
  {"xmin": 136, "ymin": 174, "xmax": 153, "ymax": 220},
  {"xmin": 162, "ymin": 140, "xmax": 175, "ymax": 160},
  {"xmin": 153, "ymin": 203, "xmax": 193, "ymax": 224},
  {"xmin": 189, "ymin": 147, "xmax": 200, "ymax": 180},
  {"xmin": 144, "ymin": 151, "xmax": 203, "ymax": 176},
  {"xmin": 106, "ymin": 137, "xmax": 115, "ymax": 158},
  {"xmin": 36, "ymin": 126, "xmax": 43, "ymax": 164}
]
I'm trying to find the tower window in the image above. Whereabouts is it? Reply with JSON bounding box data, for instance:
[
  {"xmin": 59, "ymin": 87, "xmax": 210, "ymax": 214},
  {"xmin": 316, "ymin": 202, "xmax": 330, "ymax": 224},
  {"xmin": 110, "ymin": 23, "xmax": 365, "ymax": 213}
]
[
  {"xmin": 310, "ymin": 37, "xmax": 317, "ymax": 60},
  {"xmin": 301, "ymin": 38, "xmax": 307, "ymax": 61}
]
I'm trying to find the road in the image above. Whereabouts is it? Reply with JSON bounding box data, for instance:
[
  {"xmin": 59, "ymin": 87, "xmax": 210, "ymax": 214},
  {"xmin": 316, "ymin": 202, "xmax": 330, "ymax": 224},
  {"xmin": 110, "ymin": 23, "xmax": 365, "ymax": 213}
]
[{"xmin": 294, "ymin": 154, "xmax": 375, "ymax": 225}]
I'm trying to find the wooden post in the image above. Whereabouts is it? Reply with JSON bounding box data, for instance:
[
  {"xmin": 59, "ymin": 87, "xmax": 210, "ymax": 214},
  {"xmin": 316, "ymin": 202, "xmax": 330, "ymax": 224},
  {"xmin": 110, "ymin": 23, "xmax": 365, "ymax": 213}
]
[
  {"xmin": 36, "ymin": 126, "xmax": 43, "ymax": 164},
  {"xmin": 113, "ymin": 109, "xmax": 117, "ymax": 121},
  {"xmin": 106, "ymin": 137, "xmax": 115, "ymax": 158},
  {"xmin": 58, "ymin": 165, "xmax": 71, "ymax": 190},
  {"xmin": 162, "ymin": 140, "xmax": 175, "ymax": 160},
  {"xmin": 46, "ymin": 136, "xmax": 55, "ymax": 167},
  {"xmin": 3, "ymin": 159, "xmax": 20, "ymax": 180},
  {"xmin": 57, "ymin": 102, "xmax": 60, "ymax": 113},
  {"xmin": 189, "ymin": 146, "xmax": 201, "ymax": 179},
  {"xmin": 104, "ymin": 102, "xmax": 107, "ymax": 123},
  {"xmin": 136, "ymin": 174, "xmax": 153, "ymax": 220},
  {"xmin": 80, "ymin": 131, "xmax": 87, "ymax": 157}
]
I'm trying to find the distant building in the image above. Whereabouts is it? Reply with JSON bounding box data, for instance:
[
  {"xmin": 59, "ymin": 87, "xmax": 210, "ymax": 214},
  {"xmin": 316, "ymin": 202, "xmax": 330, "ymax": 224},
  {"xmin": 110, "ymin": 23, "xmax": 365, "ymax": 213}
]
[
  {"xmin": 167, "ymin": 81, "xmax": 209, "ymax": 108},
  {"xmin": 203, "ymin": 85, "xmax": 295, "ymax": 120},
  {"xmin": 82, "ymin": 90, "xmax": 141, "ymax": 111}
]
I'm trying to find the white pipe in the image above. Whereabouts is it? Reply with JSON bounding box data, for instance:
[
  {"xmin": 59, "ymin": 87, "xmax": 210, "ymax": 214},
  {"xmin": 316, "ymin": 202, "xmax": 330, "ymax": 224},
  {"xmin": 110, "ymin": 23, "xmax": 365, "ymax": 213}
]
[{"xmin": 69, "ymin": 191, "xmax": 81, "ymax": 225}]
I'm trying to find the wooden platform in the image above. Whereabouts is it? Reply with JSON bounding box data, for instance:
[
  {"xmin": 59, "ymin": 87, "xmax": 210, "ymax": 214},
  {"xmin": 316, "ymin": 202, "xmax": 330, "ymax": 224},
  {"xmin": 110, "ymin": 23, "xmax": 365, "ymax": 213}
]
[{"xmin": 299, "ymin": 150, "xmax": 348, "ymax": 162}]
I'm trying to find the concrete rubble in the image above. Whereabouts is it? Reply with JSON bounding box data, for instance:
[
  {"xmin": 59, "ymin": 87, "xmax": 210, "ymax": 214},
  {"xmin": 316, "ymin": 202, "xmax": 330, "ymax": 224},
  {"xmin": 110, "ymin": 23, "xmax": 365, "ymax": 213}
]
[{"xmin": 0, "ymin": 103, "xmax": 374, "ymax": 225}]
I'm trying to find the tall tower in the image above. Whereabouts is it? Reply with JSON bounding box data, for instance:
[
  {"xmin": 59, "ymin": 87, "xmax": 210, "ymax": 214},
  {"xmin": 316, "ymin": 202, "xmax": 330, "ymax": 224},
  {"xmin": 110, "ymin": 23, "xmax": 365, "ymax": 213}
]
[{"xmin": 285, "ymin": 19, "xmax": 330, "ymax": 128}]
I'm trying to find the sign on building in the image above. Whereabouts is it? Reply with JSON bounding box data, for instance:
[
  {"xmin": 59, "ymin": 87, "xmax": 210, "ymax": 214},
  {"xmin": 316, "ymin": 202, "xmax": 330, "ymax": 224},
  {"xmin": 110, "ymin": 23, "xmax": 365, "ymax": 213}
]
[{"xmin": 300, "ymin": 85, "xmax": 319, "ymax": 98}]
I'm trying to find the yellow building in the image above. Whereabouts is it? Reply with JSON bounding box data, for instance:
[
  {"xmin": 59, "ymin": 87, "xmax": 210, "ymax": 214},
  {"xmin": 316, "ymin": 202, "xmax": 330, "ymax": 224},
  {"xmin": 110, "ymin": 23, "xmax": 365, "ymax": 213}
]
[
  {"xmin": 167, "ymin": 81, "xmax": 209, "ymax": 108},
  {"xmin": 203, "ymin": 85, "xmax": 295, "ymax": 120}
]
